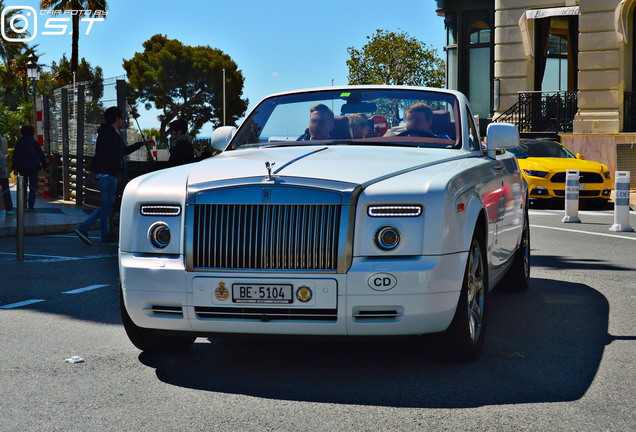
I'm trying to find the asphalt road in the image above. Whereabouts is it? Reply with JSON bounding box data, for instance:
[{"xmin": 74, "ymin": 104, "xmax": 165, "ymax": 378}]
[{"xmin": 0, "ymin": 209, "xmax": 634, "ymax": 431}]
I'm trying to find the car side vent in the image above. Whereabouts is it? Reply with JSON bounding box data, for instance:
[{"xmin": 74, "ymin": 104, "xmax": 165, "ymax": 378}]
[
  {"xmin": 352, "ymin": 307, "xmax": 404, "ymax": 322},
  {"xmin": 147, "ymin": 305, "xmax": 184, "ymax": 317}
]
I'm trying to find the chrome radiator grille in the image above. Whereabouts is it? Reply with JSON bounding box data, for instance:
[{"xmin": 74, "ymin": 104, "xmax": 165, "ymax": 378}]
[{"xmin": 192, "ymin": 204, "xmax": 341, "ymax": 270}]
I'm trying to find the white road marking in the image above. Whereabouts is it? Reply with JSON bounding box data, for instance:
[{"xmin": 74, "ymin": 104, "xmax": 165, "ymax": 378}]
[
  {"xmin": 528, "ymin": 211, "xmax": 560, "ymax": 216},
  {"xmin": 530, "ymin": 224, "xmax": 636, "ymax": 241},
  {"xmin": 0, "ymin": 252, "xmax": 116, "ymax": 263},
  {"xmin": 62, "ymin": 284, "xmax": 110, "ymax": 295},
  {"xmin": 0, "ymin": 299, "xmax": 46, "ymax": 309},
  {"xmin": 530, "ymin": 209, "xmax": 636, "ymax": 217}
]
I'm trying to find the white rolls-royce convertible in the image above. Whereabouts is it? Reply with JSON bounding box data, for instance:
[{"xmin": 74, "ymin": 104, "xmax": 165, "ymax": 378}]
[{"xmin": 119, "ymin": 86, "xmax": 529, "ymax": 361}]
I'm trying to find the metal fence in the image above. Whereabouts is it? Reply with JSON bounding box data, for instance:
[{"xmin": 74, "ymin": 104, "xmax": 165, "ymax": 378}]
[
  {"xmin": 496, "ymin": 91, "xmax": 578, "ymax": 134},
  {"xmin": 45, "ymin": 76, "xmax": 129, "ymax": 205}
]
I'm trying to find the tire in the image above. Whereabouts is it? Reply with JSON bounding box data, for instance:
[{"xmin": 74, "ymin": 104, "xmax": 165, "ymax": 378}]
[
  {"xmin": 499, "ymin": 210, "xmax": 530, "ymax": 292},
  {"xmin": 432, "ymin": 228, "xmax": 488, "ymax": 362},
  {"xmin": 119, "ymin": 285, "xmax": 195, "ymax": 353}
]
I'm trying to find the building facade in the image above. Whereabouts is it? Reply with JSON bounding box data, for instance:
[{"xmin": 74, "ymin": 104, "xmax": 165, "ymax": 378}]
[{"xmin": 436, "ymin": 0, "xmax": 636, "ymax": 181}]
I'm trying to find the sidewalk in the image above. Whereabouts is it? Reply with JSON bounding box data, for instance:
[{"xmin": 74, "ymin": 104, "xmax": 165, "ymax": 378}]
[
  {"xmin": 1, "ymin": 184, "xmax": 635, "ymax": 238},
  {"xmin": 0, "ymin": 185, "xmax": 94, "ymax": 237}
]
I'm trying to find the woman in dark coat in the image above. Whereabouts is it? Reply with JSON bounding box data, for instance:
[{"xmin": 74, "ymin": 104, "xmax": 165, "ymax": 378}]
[{"xmin": 12, "ymin": 125, "xmax": 47, "ymax": 210}]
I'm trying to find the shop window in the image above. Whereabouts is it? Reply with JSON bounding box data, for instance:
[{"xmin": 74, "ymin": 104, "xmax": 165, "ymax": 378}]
[
  {"xmin": 445, "ymin": 15, "xmax": 458, "ymax": 90},
  {"xmin": 469, "ymin": 22, "xmax": 491, "ymax": 45},
  {"xmin": 535, "ymin": 17, "xmax": 578, "ymax": 92},
  {"xmin": 468, "ymin": 21, "xmax": 491, "ymax": 119}
]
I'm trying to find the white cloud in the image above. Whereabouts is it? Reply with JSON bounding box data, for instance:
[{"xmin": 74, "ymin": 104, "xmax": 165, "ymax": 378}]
[{"xmin": 270, "ymin": 72, "xmax": 280, "ymax": 78}]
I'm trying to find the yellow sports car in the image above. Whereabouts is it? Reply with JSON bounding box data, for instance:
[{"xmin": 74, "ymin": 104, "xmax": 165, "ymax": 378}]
[{"xmin": 509, "ymin": 139, "xmax": 612, "ymax": 209}]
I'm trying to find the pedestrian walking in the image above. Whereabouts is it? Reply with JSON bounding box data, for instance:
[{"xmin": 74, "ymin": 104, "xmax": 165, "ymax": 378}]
[
  {"xmin": 167, "ymin": 119, "xmax": 196, "ymax": 166},
  {"xmin": 0, "ymin": 143, "xmax": 15, "ymax": 216},
  {"xmin": 12, "ymin": 125, "xmax": 47, "ymax": 211},
  {"xmin": 74, "ymin": 107, "xmax": 152, "ymax": 246}
]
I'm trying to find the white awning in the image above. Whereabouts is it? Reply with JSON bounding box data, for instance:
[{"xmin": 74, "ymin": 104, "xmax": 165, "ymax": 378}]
[
  {"xmin": 519, "ymin": 6, "xmax": 580, "ymax": 57},
  {"xmin": 615, "ymin": 0, "xmax": 635, "ymax": 44}
]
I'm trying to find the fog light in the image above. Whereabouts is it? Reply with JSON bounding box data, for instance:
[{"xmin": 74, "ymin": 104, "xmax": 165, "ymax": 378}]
[
  {"xmin": 531, "ymin": 187, "xmax": 548, "ymax": 196},
  {"xmin": 375, "ymin": 226, "xmax": 400, "ymax": 251},
  {"xmin": 602, "ymin": 188, "xmax": 611, "ymax": 196},
  {"xmin": 149, "ymin": 222, "xmax": 170, "ymax": 249}
]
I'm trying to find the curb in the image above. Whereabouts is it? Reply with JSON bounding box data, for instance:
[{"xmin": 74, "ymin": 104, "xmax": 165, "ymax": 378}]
[{"xmin": 0, "ymin": 222, "xmax": 82, "ymax": 238}]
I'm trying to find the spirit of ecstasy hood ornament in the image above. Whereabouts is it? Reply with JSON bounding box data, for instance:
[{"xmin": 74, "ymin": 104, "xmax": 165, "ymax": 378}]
[{"xmin": 264, "ymin": 161, "xmax": 277, "ymax": 181}]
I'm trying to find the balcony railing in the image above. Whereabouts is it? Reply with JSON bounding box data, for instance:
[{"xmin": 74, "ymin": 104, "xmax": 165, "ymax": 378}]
[
  {"xmin": 496, "ymin": 91, "xmax": 578, "ymax": 134},
  {"xmin": 624, "ymin": 92, "xmax": 636, "ymax": 132}
]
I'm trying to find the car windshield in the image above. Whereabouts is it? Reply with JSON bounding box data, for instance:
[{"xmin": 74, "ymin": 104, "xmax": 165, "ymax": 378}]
[
  {"xmin": 229, "ymin": 89, "xmax": 462, "ymax": 150},
  {"xmin": 510, "ymin": 140, "xmax": 575, "ymax": 159}
]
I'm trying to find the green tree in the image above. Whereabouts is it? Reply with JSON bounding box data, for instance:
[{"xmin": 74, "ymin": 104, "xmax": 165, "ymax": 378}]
[
  {"xmin": 39, "ymin": 0, "xmax": 107, "ymax": 75},
  {"xmin": 0, "ymin": 2, "xmax": 38, "ymax": 108},
  {"xmin": 123, "ymin": 34, "xmax": 248, "ymax": 140},
  {"xmin": 0, "ymin": 1, "xmax": 28, "ymax": 64},
  {"xmin": 346, "ymin": 29, "xmax": 445, "ymax": 87},
  {"xmin": 45, "ymin": 54, "xmax": 104, "ymax": 100},
  {"xmin": 0, "ymin": 102, "xmax": 33, "ymax": 145},
  {"xmin": 141, "ymin": 127, "xmax": 160, "ymax": 141}
]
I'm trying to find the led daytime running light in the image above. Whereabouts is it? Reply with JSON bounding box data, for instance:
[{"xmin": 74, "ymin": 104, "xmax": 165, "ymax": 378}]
[
  {"xmin": 140, "ymin": 205, "xmax": 181, "ymax": 216},
  {"xmin": 368, "ymin": 205, "xmax": 422, "ymax": 217}
]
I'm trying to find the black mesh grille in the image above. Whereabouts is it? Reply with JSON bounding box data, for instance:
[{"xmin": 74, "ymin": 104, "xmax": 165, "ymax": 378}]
[
  {"xmin": 553, "ymin": 190, "xmax": 600, "ymax": 197},
  {"xmin": 194, "ymin": 306, "xmax": 337, "ymax": 321},
  {"xmin": 550, "ymin": 172, "xmax": 604, "ymax": 183}
]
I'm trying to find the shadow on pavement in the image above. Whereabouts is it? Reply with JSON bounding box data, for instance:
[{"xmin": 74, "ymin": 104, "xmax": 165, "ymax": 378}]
[
  {"xmin": 532, "ymin": 255, "xmax": 634, "ymax": 272},
  {"xmin": 139, "ymin": 277, "xmax": 610, "ymax": 408}
]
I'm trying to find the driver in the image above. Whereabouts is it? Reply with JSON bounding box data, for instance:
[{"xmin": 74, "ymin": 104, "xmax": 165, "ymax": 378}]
[
  {"xmin": 398, "ymin": 102, "xmax": 436, "ymax": 138},
  {"xmin": 298, "ymin": 104, "xmax": 334, "ymax": 141}
]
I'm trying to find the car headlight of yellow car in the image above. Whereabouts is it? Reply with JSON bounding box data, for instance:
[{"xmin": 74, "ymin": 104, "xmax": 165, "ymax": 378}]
[
  {"xmin": 523, "ymin": 170, "xmax": 548, "ymax": 178},
  {"xmin": 603, "ymin": 171, "xmax": 611, "ymax": 179}
]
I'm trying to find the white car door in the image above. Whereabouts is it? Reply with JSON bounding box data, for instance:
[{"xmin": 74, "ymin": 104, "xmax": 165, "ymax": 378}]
[{"xmin": 498, "ymin": 153, "xmax": 523, "ymax": 262}]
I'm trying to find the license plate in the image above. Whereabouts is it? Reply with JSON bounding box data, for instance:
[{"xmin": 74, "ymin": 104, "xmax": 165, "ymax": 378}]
[
  {"xmin": 232, "ymin": 284, "xmax": 293, "ymax": 304},
  {"xmin": 580, "ymin": 184, "xmax": 586, "ymax": 190}
]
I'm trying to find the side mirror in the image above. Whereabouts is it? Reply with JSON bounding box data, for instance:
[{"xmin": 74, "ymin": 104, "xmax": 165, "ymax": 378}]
[
  {"xmin": 575, "ymin": 153, "xmax": 585, "ymax": 160},
  {"xmin": 486, "ymin": 123, "xmax": 519, "ymax": 159},
  {"xmin": 211, "ymin": 126, "xmax": 237, "ymax": 153}
]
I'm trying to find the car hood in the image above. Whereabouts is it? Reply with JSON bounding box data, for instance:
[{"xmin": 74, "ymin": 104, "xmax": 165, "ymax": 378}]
[
  {"xmin": 518, "ymin": 157, "xmax": 607, "ymax": 172},
  {"xmin": 187, "ymin": 145, "xmax": 467, "ymax": 187}
]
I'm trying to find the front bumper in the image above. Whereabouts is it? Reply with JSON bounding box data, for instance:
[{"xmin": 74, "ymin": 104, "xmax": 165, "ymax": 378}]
[
  {"xmin": 119, "ymin": 251, "xmax": 467, "ymax": 337},
  {"xmin": 525, "ymin": 174, "xmax": 611, "ymax": 200}
]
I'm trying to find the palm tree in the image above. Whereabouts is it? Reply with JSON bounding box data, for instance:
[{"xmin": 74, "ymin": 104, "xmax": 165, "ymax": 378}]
[
  {"xmin": 0, "ymin": 1, "xmax": 27, "ymax": 63},
  {"xmin": 0, "ymin": 2, "xmax": 42, "ymax": 107},
  {"xmin": 39, "ymin": 0, "xmax": 107, "ymax": 75}
]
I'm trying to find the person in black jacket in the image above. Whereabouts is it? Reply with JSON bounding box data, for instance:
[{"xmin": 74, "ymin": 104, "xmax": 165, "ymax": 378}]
[
  {"xmin": 75, "ymin": 106, "xmax": 151, "ymax": 245},
  {"xmin": 12, "ymin": 125, "xmax": 47, "ymax": 210},
  {"xmin": 167, "ymin": 119, "xmax": 196, "ymax": 166}
]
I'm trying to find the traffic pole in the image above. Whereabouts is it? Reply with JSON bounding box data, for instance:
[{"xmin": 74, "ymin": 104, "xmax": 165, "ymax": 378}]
[
  {"xmin": 609, "ymin": 171, "xmax": 633, "ymax": 232},
  {"xmin": 16, "ymin": 176, "xmax": 24, "ymax": 261},
  {"xmin": 562, "ymin": 169, "xmax": 581, "ymax": 223}
]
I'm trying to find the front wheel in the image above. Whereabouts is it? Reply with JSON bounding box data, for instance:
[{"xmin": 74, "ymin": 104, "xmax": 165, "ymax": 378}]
[
  {"xmin": 119, "ymin": 285, "xmax": 195, "ymax": 353},
  {"xmin": 432, "ymin": 228, "xmax": 488, "ymax": 362}
]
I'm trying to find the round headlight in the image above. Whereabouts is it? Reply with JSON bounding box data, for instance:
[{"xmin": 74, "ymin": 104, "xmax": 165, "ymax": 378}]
[
  {"xmin": 149, "ymin": 222, "xmax": 170, "ymax": 249},
  {"xmin": 375, "ymin": 226, "xmax": 401, "ymax": 251}
]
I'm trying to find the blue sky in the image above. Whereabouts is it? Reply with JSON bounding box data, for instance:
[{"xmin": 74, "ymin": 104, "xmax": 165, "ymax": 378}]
[{"xmin": 3, "ymin": 0, "xmax": 446, "ymax": 135}]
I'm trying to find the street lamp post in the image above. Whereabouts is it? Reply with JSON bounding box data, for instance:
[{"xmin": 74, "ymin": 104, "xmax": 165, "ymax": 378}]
[
  {"xmin": 222, "ymin": 68, "xmax": 226, "ymax": 126},
  {"xmin": 26, "ymin": 54, "xmax": 40, "ymax": 130}
]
